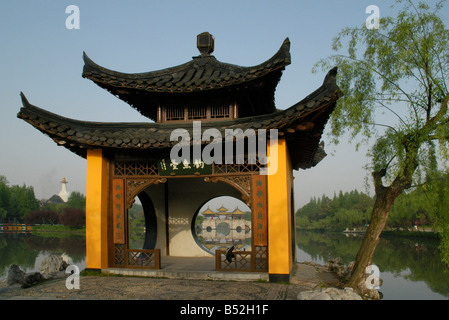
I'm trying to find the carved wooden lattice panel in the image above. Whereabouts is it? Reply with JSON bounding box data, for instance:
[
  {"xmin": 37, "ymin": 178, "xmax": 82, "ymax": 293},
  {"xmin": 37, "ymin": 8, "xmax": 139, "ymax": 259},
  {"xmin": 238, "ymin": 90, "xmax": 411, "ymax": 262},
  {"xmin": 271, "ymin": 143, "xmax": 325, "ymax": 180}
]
[
  {"xmin": 213, "ymin": 161, "xmax": 263, "ymax": 174},
  {"xmin": 114, "ymin": 159, "xmax": 264, "ymax": 177},
  {"xmin": 253, "ymin": 246, "xmax": 268, "ymax": 271},
  {"xmin": 215, "ymin": 248, "xmax": 268, "ymax": 272},
  {"xmin": 114, "ymin": 245, "xmax": 160, "ymax": 269},
  {"xmin": 204, "ymin": 175, "xmax": 251, "ymax": 205},
  {"xmin": 127, "ymin": 249, "xmax": 160, "ymax": 268},
  {"xmin": 114, "ymin": 161, "xmax": 158, "ymax": 176},
  {"xmin": 114, "ymin": 244, "xmax": 126, "ymax": 266},
  {"xmin": 216, "ymin": 250, "xmax": 255, "ymax": 272}
]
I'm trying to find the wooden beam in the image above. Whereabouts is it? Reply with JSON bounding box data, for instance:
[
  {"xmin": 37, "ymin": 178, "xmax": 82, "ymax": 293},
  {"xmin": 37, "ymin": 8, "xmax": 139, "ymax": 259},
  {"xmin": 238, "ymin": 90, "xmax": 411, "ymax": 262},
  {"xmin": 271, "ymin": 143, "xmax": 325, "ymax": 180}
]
[{"xmin": 296, "ymin": 122, "xmax": 315, "ymax": 131}]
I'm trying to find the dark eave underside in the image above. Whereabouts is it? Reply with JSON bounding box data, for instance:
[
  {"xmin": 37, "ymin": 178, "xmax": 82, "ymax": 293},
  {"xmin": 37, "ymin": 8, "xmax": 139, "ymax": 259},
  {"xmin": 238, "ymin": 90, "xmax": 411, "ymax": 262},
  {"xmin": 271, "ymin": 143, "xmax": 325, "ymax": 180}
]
[
  {"xmin": 18, "ymin": 68, "xmax": 341, "ymax": 170},
  {"xmin": 81, "ymin": 38, "xmax": 291, "ymax": 120}
]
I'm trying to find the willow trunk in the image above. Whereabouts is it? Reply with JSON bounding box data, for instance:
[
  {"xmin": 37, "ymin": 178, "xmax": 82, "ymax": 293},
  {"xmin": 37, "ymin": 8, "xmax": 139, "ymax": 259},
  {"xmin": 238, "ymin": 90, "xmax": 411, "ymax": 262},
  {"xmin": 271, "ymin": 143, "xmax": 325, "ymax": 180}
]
[{"xmin": 346, "ymin": 186, "xmax": 401, "ymax": 298}]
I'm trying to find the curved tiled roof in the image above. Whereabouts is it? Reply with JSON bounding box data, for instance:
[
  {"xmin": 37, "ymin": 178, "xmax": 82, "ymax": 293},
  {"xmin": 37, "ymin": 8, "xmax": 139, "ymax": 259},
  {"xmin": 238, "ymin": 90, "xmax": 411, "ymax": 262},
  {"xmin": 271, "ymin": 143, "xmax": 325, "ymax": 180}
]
[
  {"xmin": 82, "ymin": 38, "xmax": 291, "ymax": 120},
  {"xmin": 18, "ymin": 68, "xmax": 341, "ymax": 170}
]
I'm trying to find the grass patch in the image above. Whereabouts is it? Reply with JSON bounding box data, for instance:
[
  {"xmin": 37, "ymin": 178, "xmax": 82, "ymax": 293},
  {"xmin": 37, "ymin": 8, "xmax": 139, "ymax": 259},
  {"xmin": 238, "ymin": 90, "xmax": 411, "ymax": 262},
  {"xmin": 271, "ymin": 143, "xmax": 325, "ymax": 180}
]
[{"xmin": 32, "ymin": 224, "xmax": 85, "ymax": 234}]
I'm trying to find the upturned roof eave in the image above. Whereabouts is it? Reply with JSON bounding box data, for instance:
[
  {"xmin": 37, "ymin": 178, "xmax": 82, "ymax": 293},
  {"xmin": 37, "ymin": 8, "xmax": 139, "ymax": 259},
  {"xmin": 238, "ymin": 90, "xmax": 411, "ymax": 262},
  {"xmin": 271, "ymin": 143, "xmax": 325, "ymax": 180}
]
[
  {"xmin": 17, "ymin": 67, "xmax": 341, "ymax": 169},
  {"xmin": 81, "ymin": 38, "xmax": 291, "ymax": 93}
]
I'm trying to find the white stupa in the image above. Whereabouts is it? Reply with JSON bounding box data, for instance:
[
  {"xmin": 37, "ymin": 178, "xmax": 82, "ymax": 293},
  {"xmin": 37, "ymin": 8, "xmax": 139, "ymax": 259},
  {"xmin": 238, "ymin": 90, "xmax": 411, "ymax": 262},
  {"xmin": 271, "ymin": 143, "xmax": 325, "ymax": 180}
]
[{"xmin": 58, "ymin": 177, "xmax": 70, "ymax": 202}]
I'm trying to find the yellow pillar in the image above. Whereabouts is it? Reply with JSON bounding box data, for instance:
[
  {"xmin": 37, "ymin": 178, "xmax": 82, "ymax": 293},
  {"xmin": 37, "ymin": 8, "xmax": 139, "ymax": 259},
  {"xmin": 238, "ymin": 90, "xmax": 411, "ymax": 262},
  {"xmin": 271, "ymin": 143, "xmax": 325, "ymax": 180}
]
[
  {"xmin": 85, "ymin": 149, "xmax": 109, "ymax": 270},
  {"xmin": 267, "ymin": 137, "xmax": 293, "ymax": 282}
]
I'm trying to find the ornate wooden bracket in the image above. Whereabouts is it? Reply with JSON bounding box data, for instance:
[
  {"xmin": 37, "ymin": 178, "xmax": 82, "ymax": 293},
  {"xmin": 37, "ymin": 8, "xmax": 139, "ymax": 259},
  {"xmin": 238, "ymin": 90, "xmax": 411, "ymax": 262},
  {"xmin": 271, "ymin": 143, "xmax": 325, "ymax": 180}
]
[
  {"xmin": 204, "ymin": 175, "xmax": 251, "ymax": 206},
  {"xmin": 126, "ymin": 178, "xmax": 167, "ymax": 209}
]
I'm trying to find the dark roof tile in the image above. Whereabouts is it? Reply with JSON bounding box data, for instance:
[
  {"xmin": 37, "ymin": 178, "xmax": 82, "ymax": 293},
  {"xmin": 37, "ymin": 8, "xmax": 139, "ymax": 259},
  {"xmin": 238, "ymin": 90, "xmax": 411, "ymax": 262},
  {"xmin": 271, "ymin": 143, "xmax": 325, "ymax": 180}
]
[
  {"xmin": 81, "ymin": 38, "xmax": 291, "ymax": 120},
  {"xmin": 18, "ymin": 67, "xmax": 341, "ymax": 170}
]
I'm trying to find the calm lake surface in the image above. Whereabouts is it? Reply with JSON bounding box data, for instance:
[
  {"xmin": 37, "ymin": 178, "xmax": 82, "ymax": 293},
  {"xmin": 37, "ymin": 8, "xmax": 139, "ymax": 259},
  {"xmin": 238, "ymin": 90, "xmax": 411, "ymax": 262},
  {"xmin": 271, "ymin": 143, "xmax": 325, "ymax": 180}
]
[
  {"xmin": 0, "ymin": 232, "xmax": 86, "ymax": 281},
  {"xmin": 1, "ymin": 230, "xmax": 448, "ymax": 300},
  {"xmin": 296, "ymin": 229, "xmax": 449, "ymax": 300}
]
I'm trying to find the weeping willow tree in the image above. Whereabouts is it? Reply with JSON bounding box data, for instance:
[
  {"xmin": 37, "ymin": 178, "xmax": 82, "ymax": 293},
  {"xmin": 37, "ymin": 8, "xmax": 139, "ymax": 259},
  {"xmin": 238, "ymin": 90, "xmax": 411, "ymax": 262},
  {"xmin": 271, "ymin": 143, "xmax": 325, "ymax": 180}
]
[{"xmin": 314, "ymin": 0, "xmax": 449, "ymax": 298}]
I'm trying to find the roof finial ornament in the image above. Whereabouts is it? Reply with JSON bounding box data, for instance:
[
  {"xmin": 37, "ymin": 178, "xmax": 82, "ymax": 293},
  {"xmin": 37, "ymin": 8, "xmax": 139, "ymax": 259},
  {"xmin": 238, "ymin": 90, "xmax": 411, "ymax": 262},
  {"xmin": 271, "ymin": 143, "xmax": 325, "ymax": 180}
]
[{"xmin": 197, "ymin": 32, "xmax": 214, "ymax": 56}]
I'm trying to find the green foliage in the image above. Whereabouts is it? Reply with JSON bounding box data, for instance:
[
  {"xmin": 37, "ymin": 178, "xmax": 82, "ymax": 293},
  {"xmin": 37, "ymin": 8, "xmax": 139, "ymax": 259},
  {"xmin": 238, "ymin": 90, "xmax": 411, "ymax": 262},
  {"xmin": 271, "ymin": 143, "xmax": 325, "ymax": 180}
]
[
  {"xmin": 128, "ymin": 203, "xmax": 144, "ymax": 228},
  {"xmin": 297, "ymin": 180, "xmax": 447, "ymax": 236},
  {"xmin": 421, "ymin": 171, "xmax": 449, "ymax": 265},
  {"xmin": 0, "ymin": 174, "xmax": 87, "ymax": 225},
  {"xmin": 313, "ymin": 0, "xmax": 449, "ymax": 183},
  {"xmin": 128, "ymin": 203, "xmax": 145, "ymax": 249},
  {"xmin": 296, "ymin": 190, "xmax": 373, "ymax": 229},
  {"xmin": 195, "ymin": 214, "xmax": 204, "ymax": 225},
  {"xmin": 66, "ymin": 191, "xmax": 86, "ymax": 210},
  {"xmin": 313, "ymin": 0, "xmax": 449, "ymax": 269},
  {"xmin": 25, "ymin": 209, "xmax": 59, "ymax": 225},
  {"xmin": 59, "ymin": 208, "xmax": 85, "ymax": 228},
  {"xmin": 243, "ymin": 211, "xmax": 252, "ymax": 221},
  {"xmin": 0, "ymin": 175, "xmax": 39, "ymax": 223},
  {"xmin": 43, "ymin": 191, "xmax": 86, "ymax": 214},
  {"xmin": 389, "ymin": 170, "xmax": 448, "ymax": 233}
]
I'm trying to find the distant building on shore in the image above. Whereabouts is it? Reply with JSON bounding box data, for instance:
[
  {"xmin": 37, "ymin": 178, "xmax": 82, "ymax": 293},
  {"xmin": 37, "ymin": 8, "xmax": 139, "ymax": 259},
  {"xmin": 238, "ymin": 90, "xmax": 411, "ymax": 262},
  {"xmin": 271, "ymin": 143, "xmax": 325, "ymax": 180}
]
[
  {"xmin": 44, "ymin": 177, "xmax": 70, "ymax": 205},
  {"xmin": 58, "ymin": 177, "xmax": 69, "ymax": 202}
]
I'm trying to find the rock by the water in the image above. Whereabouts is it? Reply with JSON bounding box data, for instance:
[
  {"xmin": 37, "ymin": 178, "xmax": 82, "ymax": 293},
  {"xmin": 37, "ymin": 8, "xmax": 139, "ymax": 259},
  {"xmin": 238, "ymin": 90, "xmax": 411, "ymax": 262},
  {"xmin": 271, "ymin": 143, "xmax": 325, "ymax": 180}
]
[
  {"xmin": 21, "ymin": 272, "xmax": 43, "ymax": 288},
  {"xmin": 297, "ymin": 287, "xmax": 363, "ymax": 300},
  {"xmin": 7, "ymin": 264, "xmax": 25, "ymax": 286},
  {"xmin": 39, "ymin": 254, "xmax": 68, "ymax": 277},
  {"xmin": 6, "ymin": 265, "xmax": 44, "ymax": 288},
  {"xmin": 327, "ymin": 257, "xmax": 354, "ymax": 281},
  {"xmin": 6, "ymin": 254, "xmax": 70, "ymax": 289}
]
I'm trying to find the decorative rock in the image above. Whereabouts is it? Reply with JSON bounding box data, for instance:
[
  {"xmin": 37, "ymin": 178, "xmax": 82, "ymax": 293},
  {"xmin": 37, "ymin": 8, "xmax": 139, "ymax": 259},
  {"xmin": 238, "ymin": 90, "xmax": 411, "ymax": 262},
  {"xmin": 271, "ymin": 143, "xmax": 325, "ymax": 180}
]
[
  {"xmin": 6, "ymin": 254, "xmax": 71, "ymax": 290},
  {"xmin": 61, "ymin": 252, "xmax": 72, "ymax": 265},
  {"xmin": 39, "ymin": 254, "xmax": 68, "ymax": 278},
  {"xmin": 21, "ymin": 272, "xmax": 43, "ymax": 288},
  {"xmin": 7, "ymin": 265, "xmax": 44, "ymax": 288},
  {"xmin": 297, "ymin": 287, "xmax": 363, "ymax": 300},
  {"xmin": 327, "ymin": 257, "xmax": 353, "ymax": 280},
  {"xmin": 7, "ymin": 264, "xmax": 25, "ymax": 286}
]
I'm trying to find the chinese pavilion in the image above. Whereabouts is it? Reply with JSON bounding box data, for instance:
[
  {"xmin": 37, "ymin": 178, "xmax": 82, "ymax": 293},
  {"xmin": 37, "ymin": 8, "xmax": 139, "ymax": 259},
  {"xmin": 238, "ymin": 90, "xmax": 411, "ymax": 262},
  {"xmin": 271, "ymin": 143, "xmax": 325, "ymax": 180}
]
[{"xmin": 18, "ymin": 32, "xmax": 341, "ymax": 282}]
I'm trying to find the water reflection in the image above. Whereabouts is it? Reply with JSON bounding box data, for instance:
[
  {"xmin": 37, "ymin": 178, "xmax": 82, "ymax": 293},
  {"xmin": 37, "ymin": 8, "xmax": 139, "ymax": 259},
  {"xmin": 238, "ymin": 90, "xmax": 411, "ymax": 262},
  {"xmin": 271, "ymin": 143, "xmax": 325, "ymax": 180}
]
[
  {"xmin": 0, "ymin": 233, "xmax": 86, "ymax": 281},
  {"xmin": 2, "ymin": 230, "xmax": 448, "ymax": 299},
  {"xmin": 296, "ymin": 230, "xmax": 449, "ymax": 300}
]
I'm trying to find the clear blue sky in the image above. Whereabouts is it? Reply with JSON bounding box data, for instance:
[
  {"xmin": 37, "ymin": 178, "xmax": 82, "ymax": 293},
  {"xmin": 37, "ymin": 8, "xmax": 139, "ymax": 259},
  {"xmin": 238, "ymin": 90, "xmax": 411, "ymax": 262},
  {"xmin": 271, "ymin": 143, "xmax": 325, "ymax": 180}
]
[{"xmin": 2, "ymin": 0, "xmax": 442, "ymax": 208}]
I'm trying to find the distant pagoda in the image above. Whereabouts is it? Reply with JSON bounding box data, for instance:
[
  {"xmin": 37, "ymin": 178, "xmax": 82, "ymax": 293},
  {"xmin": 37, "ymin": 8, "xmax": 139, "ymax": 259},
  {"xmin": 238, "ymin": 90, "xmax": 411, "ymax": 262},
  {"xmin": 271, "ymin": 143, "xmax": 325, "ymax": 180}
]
[{"xmin": 58, "ymin": 177, "xmax": 69, "ymax": 202}]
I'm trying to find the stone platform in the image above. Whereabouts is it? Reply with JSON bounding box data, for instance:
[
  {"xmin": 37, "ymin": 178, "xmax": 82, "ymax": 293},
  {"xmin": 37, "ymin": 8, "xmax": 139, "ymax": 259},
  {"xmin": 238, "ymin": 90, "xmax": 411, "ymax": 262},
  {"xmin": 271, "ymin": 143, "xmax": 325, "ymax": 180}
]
[{"xmin": 0, "ymin": 261, "xmax": 342, "ymax": 300}]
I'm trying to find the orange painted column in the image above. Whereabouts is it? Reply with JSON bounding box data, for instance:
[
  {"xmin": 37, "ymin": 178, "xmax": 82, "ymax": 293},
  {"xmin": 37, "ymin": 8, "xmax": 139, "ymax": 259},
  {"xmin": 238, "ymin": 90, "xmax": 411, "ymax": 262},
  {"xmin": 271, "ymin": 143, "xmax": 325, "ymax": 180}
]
[
  {"xmin": 267, "ymin": 137, "xmax": 294, "ymax": 282},
  {"xmin": 85, "ymin": 149, "xmax": 109, "ymax": 270}
]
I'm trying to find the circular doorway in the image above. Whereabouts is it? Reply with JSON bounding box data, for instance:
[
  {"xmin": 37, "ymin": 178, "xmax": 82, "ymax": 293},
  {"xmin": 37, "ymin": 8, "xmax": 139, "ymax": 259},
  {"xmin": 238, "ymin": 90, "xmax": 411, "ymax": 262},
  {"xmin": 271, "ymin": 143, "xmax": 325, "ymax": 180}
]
[{"xmin": 192, "ymin": 196, "xmax": 251, "ymax": 255}]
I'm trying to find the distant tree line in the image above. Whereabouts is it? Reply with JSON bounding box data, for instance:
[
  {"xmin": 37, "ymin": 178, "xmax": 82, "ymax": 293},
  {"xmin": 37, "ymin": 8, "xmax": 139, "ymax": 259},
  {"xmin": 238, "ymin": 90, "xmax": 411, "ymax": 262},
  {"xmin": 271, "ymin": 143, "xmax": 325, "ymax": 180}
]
[
  {"xmin": 0, "ymin": 175, "xmax": 39, "ymax": 223},
  {"xmin": 296, "ymin": 170, "xmax": 449, "ymax": 233},
  {"xmin": 0, "ymin": 175, "xmax": 86, "ymax": 227},
  {"xmin": 296, "ymin": 190, "xmax": 373, "ymax": 229}
]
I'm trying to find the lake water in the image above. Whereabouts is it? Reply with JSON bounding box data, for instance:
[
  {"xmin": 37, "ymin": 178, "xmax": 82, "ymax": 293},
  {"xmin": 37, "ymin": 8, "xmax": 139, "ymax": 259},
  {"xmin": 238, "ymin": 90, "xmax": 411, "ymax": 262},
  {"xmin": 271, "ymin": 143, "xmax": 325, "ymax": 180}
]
[
  {"xmin": 1, "ymin": 230, "xmax": 448, "ymax": 300},
  {"xmin": 0, "ymin": 232, "xmax": 86, "ymax": 281},
  {"xmin": 296, "ymin": 229, "xmax": 449, "ymax": 300}
]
